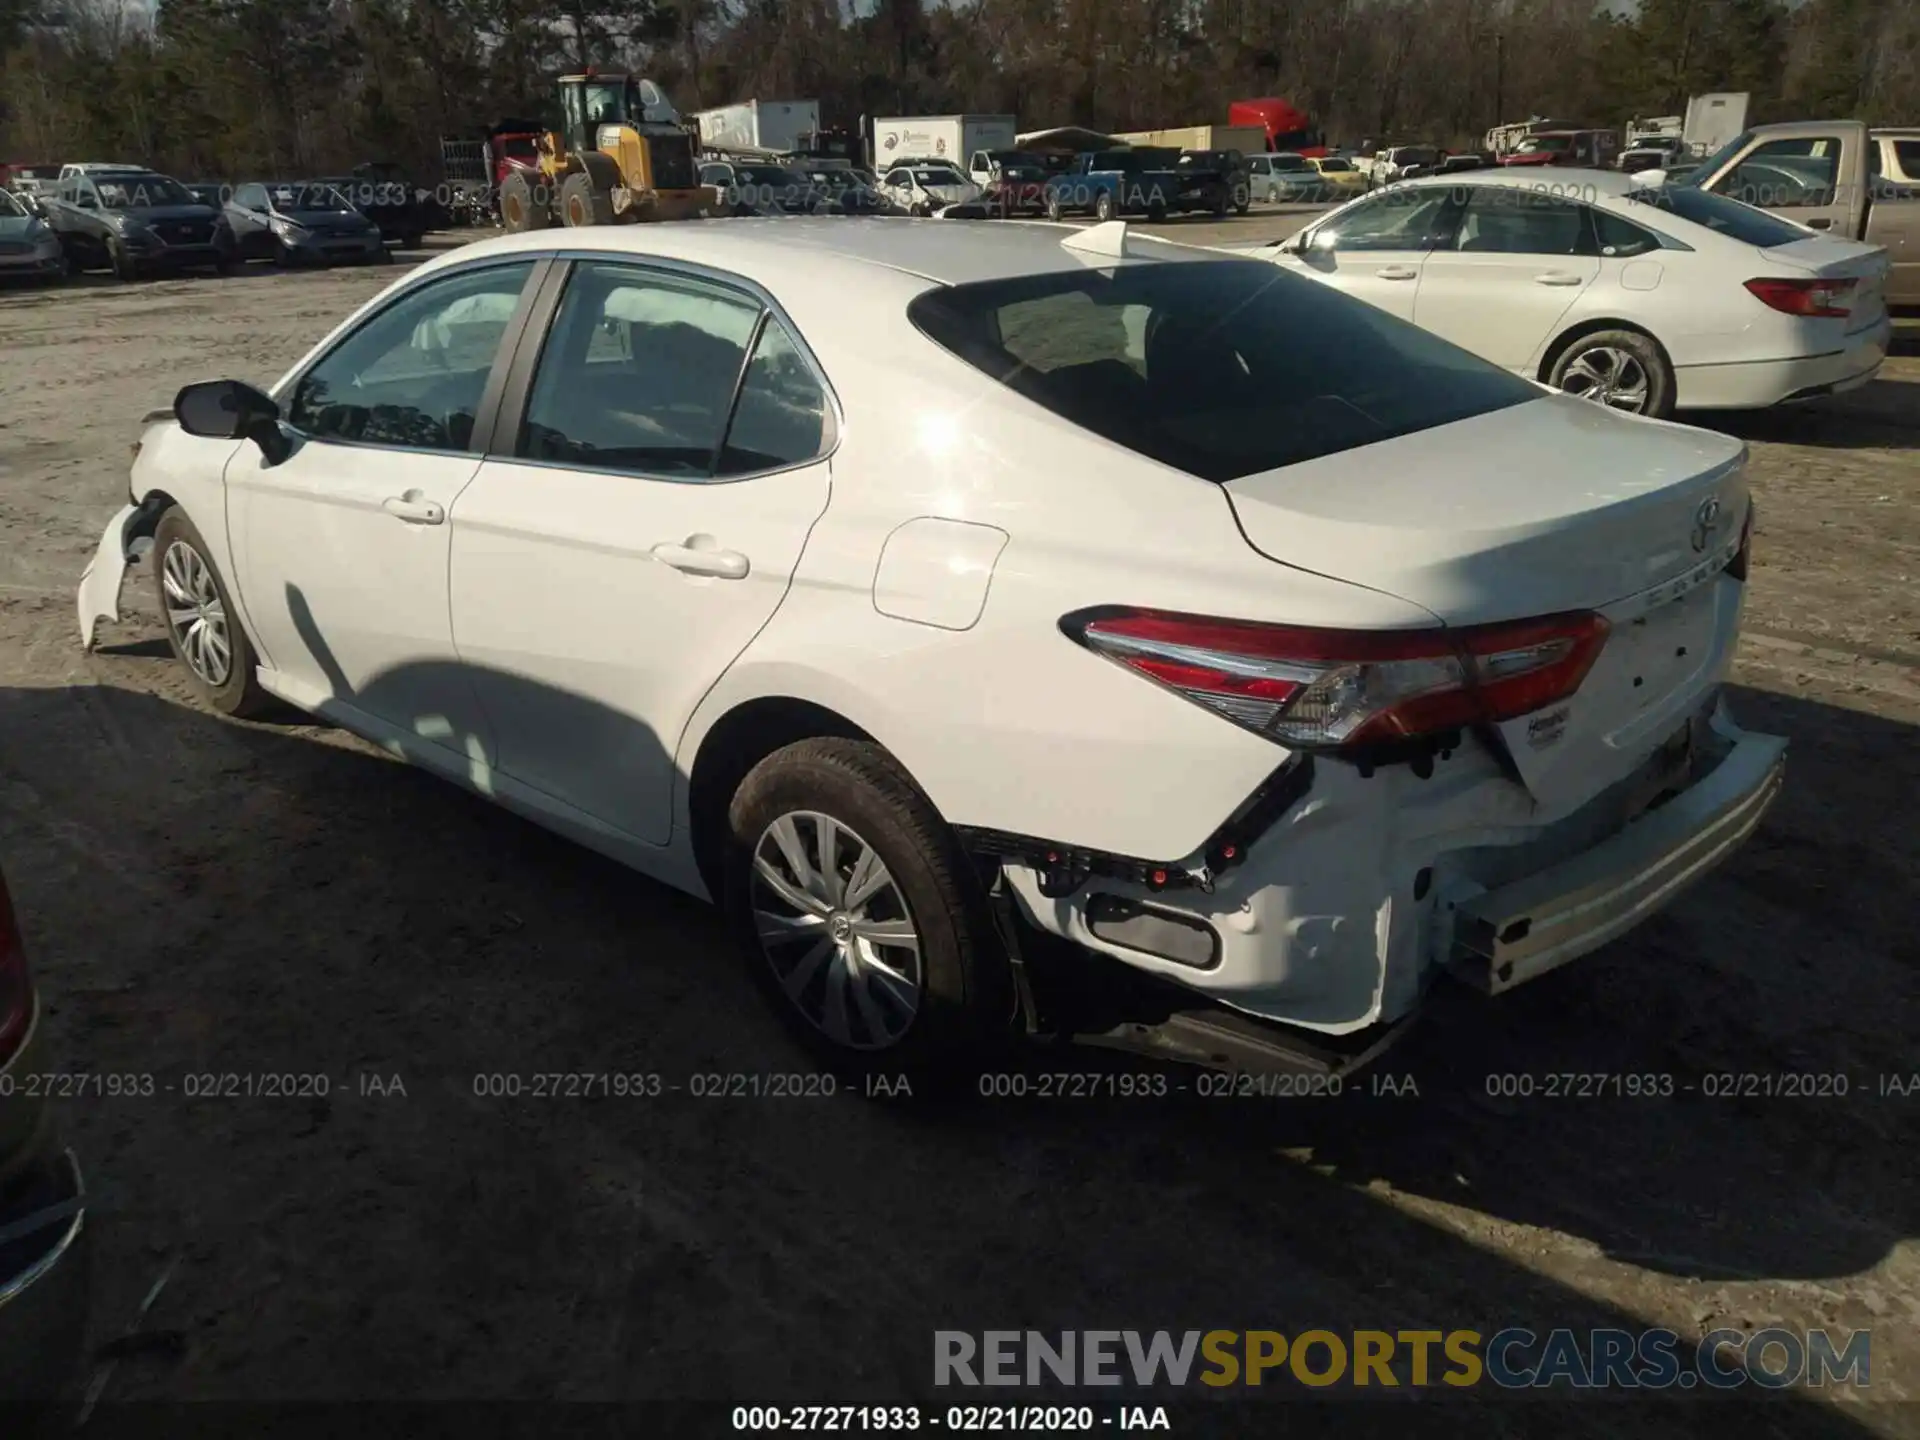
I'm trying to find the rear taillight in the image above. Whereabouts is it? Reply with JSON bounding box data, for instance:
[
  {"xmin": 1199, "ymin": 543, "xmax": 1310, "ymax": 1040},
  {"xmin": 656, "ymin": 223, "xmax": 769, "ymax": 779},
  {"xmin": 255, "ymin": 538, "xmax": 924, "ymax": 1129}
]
[
  {"xmin": 1064, "ymin": 608, "xmax": 1610, "ymax": 751},
  {"xmin": 1744, "ymin": 276, "xmax": 1857, "ymax": 318},
  {"xmin": 0, "ymin": 869, "xmax": 31, "ymax": 1062}
]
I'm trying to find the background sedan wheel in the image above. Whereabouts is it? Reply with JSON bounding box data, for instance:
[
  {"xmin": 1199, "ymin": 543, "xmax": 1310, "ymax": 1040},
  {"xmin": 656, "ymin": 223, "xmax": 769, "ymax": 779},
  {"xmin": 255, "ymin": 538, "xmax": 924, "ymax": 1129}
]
[
  {"xmin": 152, "ymin": 508, "xmax": 275, "ymax": 718},
  {"xmin": 1548, "ymin": 329, "xmax": 1674, "ymax": 419},
  {"xmin": 724, "ymin": 738, "xmax": 1011, "ymax": 1080}
]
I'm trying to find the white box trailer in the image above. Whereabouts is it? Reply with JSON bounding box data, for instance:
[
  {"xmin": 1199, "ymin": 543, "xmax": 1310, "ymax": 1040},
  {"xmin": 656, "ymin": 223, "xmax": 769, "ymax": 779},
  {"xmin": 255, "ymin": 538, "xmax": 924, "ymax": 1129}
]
[
  {"xmin": 1108, "ymin": 124, "xmax": 1269, "ymax": 156},
  {"xmin": 872, "ymin": 114, "xmax": 1017, "ymax": 171},
  {"xmin": 1683, "ymin": 92, "xmax": 1750, "ymax": 156},
  {"xmin": 694, "ymin": 99, "xmax": 822, "ymax": 154}
]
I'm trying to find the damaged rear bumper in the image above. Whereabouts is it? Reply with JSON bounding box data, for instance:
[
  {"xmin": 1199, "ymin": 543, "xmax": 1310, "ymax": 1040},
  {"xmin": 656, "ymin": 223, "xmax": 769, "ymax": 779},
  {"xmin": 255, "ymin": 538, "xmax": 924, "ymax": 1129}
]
[
  {"xmin": 992, "ymin": 698, "xmax": 1786, "ymax": 1070},
  {"xmin": 1448, "ymin": 712, "xmax": 1786, "ymax": 993}
]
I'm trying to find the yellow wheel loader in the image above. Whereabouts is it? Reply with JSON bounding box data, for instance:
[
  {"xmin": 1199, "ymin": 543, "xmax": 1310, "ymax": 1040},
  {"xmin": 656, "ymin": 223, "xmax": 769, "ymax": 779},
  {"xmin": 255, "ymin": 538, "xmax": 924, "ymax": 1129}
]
[{"xmin": 498, "ymin": 71, "xmax": 711, "ymax": 231}]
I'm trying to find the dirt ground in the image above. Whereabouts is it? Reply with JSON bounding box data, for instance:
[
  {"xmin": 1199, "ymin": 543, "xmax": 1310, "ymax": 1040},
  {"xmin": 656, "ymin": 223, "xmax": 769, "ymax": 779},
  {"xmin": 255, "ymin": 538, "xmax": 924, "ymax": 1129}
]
[{"xmin": 1, "ymin": 221, "xmax": 1917, "ymax": 1436}]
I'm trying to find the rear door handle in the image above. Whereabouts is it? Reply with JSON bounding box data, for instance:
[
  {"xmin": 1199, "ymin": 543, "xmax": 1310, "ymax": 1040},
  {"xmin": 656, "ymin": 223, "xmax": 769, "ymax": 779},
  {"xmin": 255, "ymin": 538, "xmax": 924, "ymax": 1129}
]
[
  {"xmin": 1376, "ymin": 266, "xmax": 1419, "ymax": 280},
  {"xmin": 652, "ymin": 541, "xmax": 750, "ymax": 580},
  {"xmin": 1534, "ymin": 271, "xmax": 1586, "ymax": 286},
  {"xmin": 382, "ymin": 491, "xmax": 444, "ymax": 525}
]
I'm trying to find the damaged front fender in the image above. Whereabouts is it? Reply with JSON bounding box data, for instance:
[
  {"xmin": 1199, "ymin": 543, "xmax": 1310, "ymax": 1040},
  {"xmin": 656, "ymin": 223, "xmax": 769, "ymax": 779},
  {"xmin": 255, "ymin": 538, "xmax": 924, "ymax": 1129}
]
[{"xmin": 77, "ymin": 495, "xmax": 170, "ymax": 651}]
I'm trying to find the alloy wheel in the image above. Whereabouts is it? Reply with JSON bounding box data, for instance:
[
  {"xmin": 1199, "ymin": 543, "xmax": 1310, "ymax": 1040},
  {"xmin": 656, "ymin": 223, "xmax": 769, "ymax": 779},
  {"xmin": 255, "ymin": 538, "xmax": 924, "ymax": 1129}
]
[
  {"xmin": 1559, "ymin": 346, "xmax": 1651, "ymax": 413},
  {"xmin": 750, "ymin": 810, "xmax": 922, "ymax": 1051},
  {"xmin": 161, "ymin": 539, "xmax": 232, "ymax": 686}
]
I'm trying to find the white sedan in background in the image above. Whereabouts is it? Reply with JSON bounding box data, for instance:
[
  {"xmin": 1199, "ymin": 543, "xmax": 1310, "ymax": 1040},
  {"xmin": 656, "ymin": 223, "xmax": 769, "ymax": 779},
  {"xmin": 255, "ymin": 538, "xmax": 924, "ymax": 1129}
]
[
  {"xmin": 876, "ymin": 162, "xmax": 983, "ymax": 216},
  {"xmin": 77, "ymin": 219, "xmax": 1783, "ymax": 1079},
  {"xmin": 1260, "ymin": 169, "xmax": 1891, "ymax": 417}
]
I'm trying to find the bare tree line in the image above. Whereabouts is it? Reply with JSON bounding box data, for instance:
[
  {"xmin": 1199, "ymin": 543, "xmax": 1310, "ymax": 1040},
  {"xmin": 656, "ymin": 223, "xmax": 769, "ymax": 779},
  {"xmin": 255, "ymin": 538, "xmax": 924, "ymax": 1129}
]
[{"xmin": 1, "ymin": 0, "xmax": 1914, "ymax": 181}]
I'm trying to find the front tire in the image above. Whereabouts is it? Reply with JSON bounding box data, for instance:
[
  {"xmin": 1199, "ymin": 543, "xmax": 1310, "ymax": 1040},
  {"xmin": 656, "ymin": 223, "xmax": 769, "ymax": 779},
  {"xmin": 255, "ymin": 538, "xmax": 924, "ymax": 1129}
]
[
  {"xmin": 108, "ymin": 240, "xmax": 139, "ymax": 282},
  {"xmin": 1094, "ymin": 191, "xmax": 1115, "ymax": 222},
  {"xmin": 1045, "ymin": 190, "xmax": 1063, "ymax": 221},
  {"xmin": 560, "ymin": 171, "xmax": 613, "ymax": 228},
  {"xmin": 1548, "ymin": 329, "xmax": 1674, "ymax": 419},
  {"xmin": 723, "ymin": 738, "xmax": 1011, "ymax": 1080},
  {"xmin": 153, "ymin": 509, "xmax": 274, "ymax": 719}
]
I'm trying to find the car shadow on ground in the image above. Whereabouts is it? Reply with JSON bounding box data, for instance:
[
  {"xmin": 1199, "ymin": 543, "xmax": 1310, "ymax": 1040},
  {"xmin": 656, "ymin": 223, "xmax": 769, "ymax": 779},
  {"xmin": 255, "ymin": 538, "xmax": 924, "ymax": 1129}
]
[
  {"xmin": 0, "ymin": 658, "xmax": 1907, "ymax": 1425},
  {"xmin": 1692, "ymin": 375, "xmax": 1920, "ymax": 452}
]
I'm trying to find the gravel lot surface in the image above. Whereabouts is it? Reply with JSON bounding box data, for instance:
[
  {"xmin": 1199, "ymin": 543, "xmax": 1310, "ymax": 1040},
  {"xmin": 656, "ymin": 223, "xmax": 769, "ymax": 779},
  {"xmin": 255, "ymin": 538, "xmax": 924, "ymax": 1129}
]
[{"xmin": 1, "ymin": 220, "xmax": 1916, "ymax": 1436}]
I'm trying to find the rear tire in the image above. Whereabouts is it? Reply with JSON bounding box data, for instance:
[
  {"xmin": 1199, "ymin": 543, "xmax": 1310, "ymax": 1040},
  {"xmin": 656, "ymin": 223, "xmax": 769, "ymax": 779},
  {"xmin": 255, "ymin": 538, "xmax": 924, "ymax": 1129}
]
[
  {"xmin": 722, "ymin": 738, "xmax": 1012, "ymax": 1083},
  {"xmin": 560, "ymin": 171, "xmax": 613, "ymax": 228},
  {"xmin": 1547, "ymin": 329, "xmax": 1675, "ymax": 420},
  {"xmin": 1045, "ymin": 190, "xmax": 1063, "ymax": 221},
  {"xmin": 152, "ymin": 508, "xmax": 275, "ymax": 719}
]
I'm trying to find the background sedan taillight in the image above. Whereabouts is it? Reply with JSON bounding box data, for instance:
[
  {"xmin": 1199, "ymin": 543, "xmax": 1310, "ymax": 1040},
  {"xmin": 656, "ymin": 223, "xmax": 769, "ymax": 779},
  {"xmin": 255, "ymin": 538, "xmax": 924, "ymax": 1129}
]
[
  {"xmin": 1062, "ymin": 607, "xmax": 1610, "ymax": 751},
  {"xmin": 1744, "ymin": 276, "xmax": 1857, "ymax": 319},
  {"xmin": 0, "ymin": 869, "xmax": 31, "ymax": 1063}
]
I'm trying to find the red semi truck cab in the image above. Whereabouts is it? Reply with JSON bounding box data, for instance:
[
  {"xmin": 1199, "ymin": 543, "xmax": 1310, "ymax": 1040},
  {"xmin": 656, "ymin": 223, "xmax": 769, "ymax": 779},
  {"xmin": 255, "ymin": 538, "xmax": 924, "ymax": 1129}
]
[{"xmin": 1227, "ymin": 99, "xmax": 1327, "ymax": 157}]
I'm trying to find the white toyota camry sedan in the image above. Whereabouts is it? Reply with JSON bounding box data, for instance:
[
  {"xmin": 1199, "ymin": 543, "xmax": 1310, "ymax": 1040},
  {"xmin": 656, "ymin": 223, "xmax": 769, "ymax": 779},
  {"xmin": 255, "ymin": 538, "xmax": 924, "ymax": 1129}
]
[
  {"xmin": 1258, "ymin": 169, "xmax": 1891, "ymax": 418},
  {"xmin": 77, "ymin": 217, "xmax": 1786, "ymax": 1079}
]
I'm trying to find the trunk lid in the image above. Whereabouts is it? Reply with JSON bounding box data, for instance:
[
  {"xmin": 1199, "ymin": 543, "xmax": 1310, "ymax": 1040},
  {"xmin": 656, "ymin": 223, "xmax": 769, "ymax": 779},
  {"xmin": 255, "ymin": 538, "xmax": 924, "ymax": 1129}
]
[
  {"xmin": 1754, "ymin": 236, "xmax": 1889, "ymax": 329},
  {"xmin": 1223, "ymin": 394, "xmax": 1752, "ymax": 807},
  {"xmin": 1223, "ymin": 393, "xmax": 1748, "ymax": 626}
]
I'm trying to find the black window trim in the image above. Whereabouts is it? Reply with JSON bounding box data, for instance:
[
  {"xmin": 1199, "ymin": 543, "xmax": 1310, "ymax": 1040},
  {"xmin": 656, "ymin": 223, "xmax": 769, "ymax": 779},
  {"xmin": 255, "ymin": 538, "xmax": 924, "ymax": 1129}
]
[
  {"xmin": 268, "ymin": 254, "xmax": 552, "ymax": 460},
  {"xmin": 485, "ymin": 250, "xmax": 843, "ymax": 486}
]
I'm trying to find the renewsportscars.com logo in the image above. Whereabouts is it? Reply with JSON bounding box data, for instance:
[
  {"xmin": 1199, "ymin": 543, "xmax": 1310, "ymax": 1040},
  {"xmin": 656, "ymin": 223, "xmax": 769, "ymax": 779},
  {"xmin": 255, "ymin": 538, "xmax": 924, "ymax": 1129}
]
[{"xmin": 935, "ymin": 1328, "xmax": 1871, "ymax": 1390}]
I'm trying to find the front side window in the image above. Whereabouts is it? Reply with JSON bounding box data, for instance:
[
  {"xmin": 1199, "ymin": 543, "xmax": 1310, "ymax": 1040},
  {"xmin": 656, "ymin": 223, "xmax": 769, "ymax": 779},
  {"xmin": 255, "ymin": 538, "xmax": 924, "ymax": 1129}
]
[
  {"xmin": 1317, "ymin": 188, "xmax": 1456, "ymax": 252},
  {"xmin": 1452, "ymin": 188, "xmax": 1591, "ymax": 255},
  {"xmin": 236, "ymin": 184, "xmax": 267, "ymax": 210},
  {"xmin": 288, "ymin": 261, "xmax": 534, "ymax": 451},
  {"xmin": 518, "ymin": 261, "xmax": 761, "ymax": 478},
  {"xmin": 908, "ymin": 258, "xmax": 1540, "ymax": 483}
]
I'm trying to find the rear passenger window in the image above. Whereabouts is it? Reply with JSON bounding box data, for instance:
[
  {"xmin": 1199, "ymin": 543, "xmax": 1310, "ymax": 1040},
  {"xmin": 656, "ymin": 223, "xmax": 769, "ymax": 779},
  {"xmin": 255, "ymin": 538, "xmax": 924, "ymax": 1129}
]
[
  {"xmin": 1452, "ymin": 189, "xmax": 1592, "ymax": 255},
  {"xmin": 716, "ymin": 321, "xmax": 833, "ymax": 476},
  {"xmin": 518, "ymin": 261, "xmax": 760, "ymax": 478},
  {"xmin": 1591, "ymin": 207, "xmax": 1660, "ymax": 257}
]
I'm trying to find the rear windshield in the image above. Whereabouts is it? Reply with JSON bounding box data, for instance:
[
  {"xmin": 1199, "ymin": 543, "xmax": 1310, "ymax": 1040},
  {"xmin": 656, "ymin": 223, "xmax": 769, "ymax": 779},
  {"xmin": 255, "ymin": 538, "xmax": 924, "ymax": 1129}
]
[
  {"xmin": 907, "ymin": 259, "xmax": 1540, "ymax": 483},
  {"xmin": 1626, "ymin": 184, "xmax": 1810, "ymax": 247}
]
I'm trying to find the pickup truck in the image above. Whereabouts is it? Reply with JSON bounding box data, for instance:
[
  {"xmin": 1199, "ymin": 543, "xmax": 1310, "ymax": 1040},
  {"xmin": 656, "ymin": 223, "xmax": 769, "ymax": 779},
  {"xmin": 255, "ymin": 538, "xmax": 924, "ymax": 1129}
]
[
  {"xmin": 1661, "ymin": 119, "xmax": 1919, "ymax": 305},
  {"xmin": 1356, "ymin": 145, "xmax": 1440, "ymax": 188},
  {"xmin": 1042, "ymin": 150, "xmax": 1182, "ymax": 222}
]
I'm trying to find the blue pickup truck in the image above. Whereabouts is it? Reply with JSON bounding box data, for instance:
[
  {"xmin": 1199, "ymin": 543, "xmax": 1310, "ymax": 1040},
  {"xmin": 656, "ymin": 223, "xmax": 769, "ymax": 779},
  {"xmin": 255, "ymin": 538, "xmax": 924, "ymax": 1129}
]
[{"xmin": 1043, "ymin": 149, "xmax": 1184, "ymax": 221}]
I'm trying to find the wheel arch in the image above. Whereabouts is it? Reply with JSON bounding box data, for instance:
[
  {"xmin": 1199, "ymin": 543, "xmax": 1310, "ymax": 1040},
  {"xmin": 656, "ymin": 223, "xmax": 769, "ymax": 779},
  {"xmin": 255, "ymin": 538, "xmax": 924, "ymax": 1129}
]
[
  {"xmin": 1537, "ymin": 316, "xmax": 1674, "ymax": 385},
  {"xmin": 684, "ymin": 695, "xmax": 885, "ymax": 900}
]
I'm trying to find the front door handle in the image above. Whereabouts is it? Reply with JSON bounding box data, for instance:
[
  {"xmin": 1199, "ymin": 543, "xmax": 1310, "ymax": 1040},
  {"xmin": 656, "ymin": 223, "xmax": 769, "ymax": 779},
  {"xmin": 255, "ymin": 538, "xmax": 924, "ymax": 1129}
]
[
  {"xmin": 382, "ymin": 491, "xmax": 444, "ymax": 525},
  {"xmin": 1534, "ymin": 271, "xmax": 1586, "ymax": 286},
  {"xmin": 652, "ymin": 541, "xmax": 750, "ymax": 580},
  {"xmin": 1804, "ymin": 216, "xmax": 1833, "ymax": 230},
  {"xmin": 1376, "ymin": 266, "xmax": 1419, "ymax": 280}
]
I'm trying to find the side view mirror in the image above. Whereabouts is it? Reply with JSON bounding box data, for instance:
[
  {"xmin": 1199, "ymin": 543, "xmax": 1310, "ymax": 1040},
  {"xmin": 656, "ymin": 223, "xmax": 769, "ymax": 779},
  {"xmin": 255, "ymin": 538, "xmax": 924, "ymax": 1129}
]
[{"xmin": 175, "ymin": 379, "xmax": 292, "ymax": 465}]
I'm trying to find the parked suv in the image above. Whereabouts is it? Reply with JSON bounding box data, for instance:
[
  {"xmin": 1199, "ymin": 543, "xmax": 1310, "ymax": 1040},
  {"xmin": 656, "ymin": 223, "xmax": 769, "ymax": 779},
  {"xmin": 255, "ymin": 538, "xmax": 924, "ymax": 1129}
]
[{"xmin": 42, "ymin": 168, "xmax": 236, "ymax": 279}]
